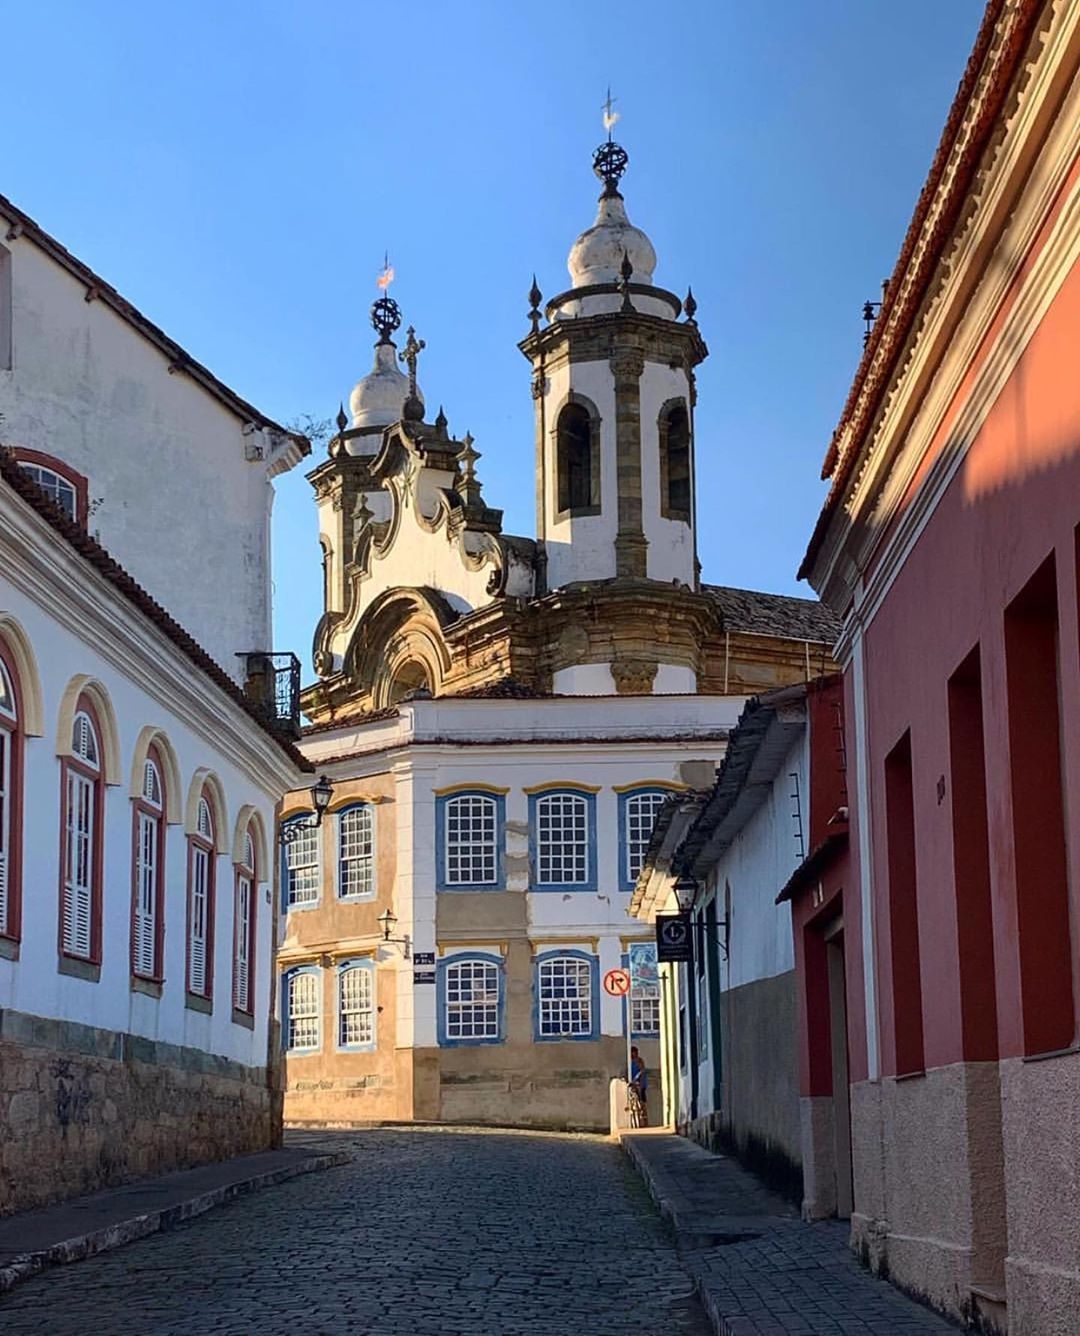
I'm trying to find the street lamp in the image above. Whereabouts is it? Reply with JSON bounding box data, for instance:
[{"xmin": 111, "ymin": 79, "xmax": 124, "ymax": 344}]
[
  {"xmin": 279, "ymin": 773, "xmax": 335, "ymax": 845},
  {"xmin": 377, "ymin": 908, "xmax": 412, "ymax": 960},
  {"xmin": 673, "ymin": 872, "xmax": 699, "ymax": 913}
]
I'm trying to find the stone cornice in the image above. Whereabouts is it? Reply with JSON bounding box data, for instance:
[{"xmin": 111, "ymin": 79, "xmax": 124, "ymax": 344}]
[{"xmin": 519, "ymin": 308, "xmax": 708, "ymax": 370}]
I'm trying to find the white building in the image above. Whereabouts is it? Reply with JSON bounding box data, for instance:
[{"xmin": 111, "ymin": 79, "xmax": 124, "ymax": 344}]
[
  {"xmin": 279, "ymin": 135, "xmax": 837, "ymax": 1131},
  {"xmin": 0, "ymin": 195, "xmax": 308, "ymax": 1214}
]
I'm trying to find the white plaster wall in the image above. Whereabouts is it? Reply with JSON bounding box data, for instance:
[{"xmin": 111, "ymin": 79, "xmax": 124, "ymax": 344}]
[
  {"xmin": 714, "ymin": 732, "xmax": 808, "ymax": 991},
  {"xmin": 639, "ymin": 361, "xmax": 696, "ymax": 587},
  {"xmin": 0, "ymin": 238, "xmax": 285, "ymax": 679},
  {"xmin": 654, "ymin": 665, "xmax": 697, "ymax": 694},
  {"xmin": 0, "ymin": 577, "xmax": 285, "ymax": 1068},
  {"xmin": 552, "ymin": 663, "xmax": 616, "ymax": 694},
  {"xmin": 542, "ymin": 360, "xmax": 618, "ymax": 588}
]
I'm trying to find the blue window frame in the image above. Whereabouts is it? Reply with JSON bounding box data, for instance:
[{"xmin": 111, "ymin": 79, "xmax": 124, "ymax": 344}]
[
  {"xmin": 618, "ymin": 787, "xmax": 672, "ymax": 892},
  {"xmin": 337, "ymin": 803, "xmax": 375, "ymax": 900},
  {"xmin": 622, "ymin": 948, "xmax": 661, "ymax": 1038},
  {"xmin": 437, "ymin": 952, "xmax": 505, "ymax": 1046},
  {"xmin": 528, "ymin": 788, "xmax": 597, "ymax": 891},
  {"xmin": 533, "ymin": 949, "xmax": 600, "ymax": 1042},
  {"xmin": 281, "ymin": 817, "xmax": 320, "ymax": 911},
  {"xmin": 435, "ymin": 790, "xmax": 505, "ymax": 891},
  {"xmin": 336, "ymin": 958, "xmax": 376, "ymax": 1050},
  {"xmin": 284, "ymin": 966, "xmax": 321, "ymax": 1052}
]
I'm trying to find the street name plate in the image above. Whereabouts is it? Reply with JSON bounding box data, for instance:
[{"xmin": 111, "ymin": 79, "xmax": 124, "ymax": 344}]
[
  {"xmin": 413, "ymin": 970, "xmax": 436, "ymax": 984},
  {"xmin": 413, "ymin": 952, "xmax": 435, "ymax": 966}
]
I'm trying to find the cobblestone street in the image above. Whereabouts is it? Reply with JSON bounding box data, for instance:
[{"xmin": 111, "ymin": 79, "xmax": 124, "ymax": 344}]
[{"xmin": 0, "ymin": 1129, "xmax": 712, "ymax": 1335}]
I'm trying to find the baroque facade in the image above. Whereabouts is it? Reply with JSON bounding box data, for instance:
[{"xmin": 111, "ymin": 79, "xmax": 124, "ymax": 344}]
[
  {"xmin": 281, "ymin": 137, "xmax": 837, "ymax": 1131},
  {"xmin": 0, "ymin": 197, "xmax": 308, "ymax": 1212}
]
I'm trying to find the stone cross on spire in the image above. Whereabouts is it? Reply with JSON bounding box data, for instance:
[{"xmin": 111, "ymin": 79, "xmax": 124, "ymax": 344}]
[{"xmin": 399, "ymin": 325, "xmax": 426, "ymax": 422}]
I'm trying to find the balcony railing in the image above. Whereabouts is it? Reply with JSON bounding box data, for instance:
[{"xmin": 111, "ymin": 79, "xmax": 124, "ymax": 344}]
[{"xmin": 240, "ymin": 651, "xmax": 301, "ymax": 738}]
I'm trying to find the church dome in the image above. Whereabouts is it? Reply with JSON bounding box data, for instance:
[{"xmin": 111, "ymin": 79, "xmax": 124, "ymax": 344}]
[
  {"xmin": 567, "ymin": 140, "xmax": 657, "ymax": 288},
  {"xmin": 349, "ymin": 342, "xmax": 415, "ymax": 429},
  {"xmin": 568, "ymin": 194, "xmax": 656, "ymax": 288},
  {"xmin": 349, "ymin": 295, "xmax": 423, "ymax": 430}
]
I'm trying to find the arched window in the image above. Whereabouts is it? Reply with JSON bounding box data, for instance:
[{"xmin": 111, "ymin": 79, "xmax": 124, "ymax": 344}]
[
  {"xmin": 61, "ymin": 701, "xmax": 104, "ymax": 962},
  {"xmin": 131, "ymin": 750, "xmax": 166, "ymax": 981},
  {"xmin": 556, "ymin": 402, "xmax": 599, "ymax": 516},
  {"xmin": 534, "ymin": 951, "xmax": 598, "ymax": 1041},
  {"xmin": 619, "ymin": 787, "xmax": 673, "ymax": 891},
  {"xmin": 0, "ymin": 643, "xmax": 23, "ymax": 942},
  {"xmin": 529, "ymin": 787, "xmax": 597, "ymax": 890},
  {"xmin": 285, "ymin": 967, "xmax": 320, "ymax": 1051},
  {"xmin": 387, "ymin": 660, "xmax": 431, "ymax": 705},
  {"xmin": 659, "ymin": 402, "xmax": 692, "ymax": 522},
  {"xmin": 10, "ymin": 450, "xmax": 89, "ymax": 526},
  {"xmin": 438, "ymin": 953, "xmax": 504, "ymax": 1045},
  {"xmin": 337, "ymin": 960, "xmax": 376, "ymax": 1049},
  {"xmin": 233, "ymin": 830, "xmax": 257, "ymax": 1016},
  {"xmin": 187, "ymin": 793, "xmax": 216, "ymax": 1000},
  {"xmin": 338, "ymin": 803, "xmax": 375, "ymax": 900},
  {"xmin": 437, "ymin": 790, "xmax": 504, "ymax": 889}
]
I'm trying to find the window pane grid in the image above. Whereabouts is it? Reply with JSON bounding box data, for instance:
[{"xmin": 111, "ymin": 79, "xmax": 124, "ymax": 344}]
[
  {"xmin": 339, "ymin": 806, "xmax": 374, "ymax": 898},
  {"xmin": 631, "ymin": 991, "xmax": 661, "ymax": 1036},
  {"xmin": 288, "ymin": 972, "xmax": 319, "ymax": 1049},
  {"xmin": 444, "ymin": 795, "xmax": 497, "ymax": 886},
  {"xmin": 339, "ymin": 967, "xmax": 374, "ymax": 1046},
  {"xmin": 537, "ymin": 794, "xmax": 589, "ymax": 885},
  {"xmin": 20, "ymin": 463, "xmax": 77, "ymax": 518},
  {"xmin": 285, "ymin": 823, "xmax": 319, "ymax": 905},
  {"xmin": 538, "ymin": 957, "xmax": 592, "ymax": 1037},
  {"xmin": 625, "ymin": 791, "xmax": 667, "ymax": 885},
  {"xmin": 445, "ymin": 960, "xmax": 500, "ymax": 1040}
]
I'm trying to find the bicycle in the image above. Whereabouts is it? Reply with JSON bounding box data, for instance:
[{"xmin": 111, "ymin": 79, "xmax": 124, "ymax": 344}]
[{"xmin": 626, "ymin": 1082, "xmax": 649, "ymax": 1128}]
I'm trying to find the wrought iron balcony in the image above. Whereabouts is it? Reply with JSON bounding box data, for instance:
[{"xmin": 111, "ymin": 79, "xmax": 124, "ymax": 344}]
[{"xmin": 240, "ymin": 651, "xmax": 301, "ymax": 738}]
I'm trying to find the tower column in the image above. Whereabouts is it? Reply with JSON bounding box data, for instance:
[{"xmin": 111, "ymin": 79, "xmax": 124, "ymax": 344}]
[{"xmin": 610, "ymin": 346, "xmax": 647, "ymax": 578}]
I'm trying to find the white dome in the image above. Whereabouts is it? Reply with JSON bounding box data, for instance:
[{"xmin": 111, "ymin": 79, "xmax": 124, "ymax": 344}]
[
  {"xmin": 568, "ymin": 194, "xmax": 656, "ymax": 288},
  {"xmin": 349, "ymin": 342, "xmax": 422, "ymax": 429}
]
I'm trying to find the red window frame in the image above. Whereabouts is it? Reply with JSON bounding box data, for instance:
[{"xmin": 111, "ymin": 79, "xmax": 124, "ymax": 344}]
[
  {"xmin": 232, "ymin": 831, "xmax": 257, "ymax": 1016},
  {"xmin": 10, "ymin": 448, "xmax": 90, "ymax": 528},
  {"xmin": 186, "ymin": 791, "xmax": 217, "ymax": 1000},
  {"xmin": 58, "ymin": 695, "xmax": 105, "ymax": 964},
  {"xmin": 0, "ymin": 637, "xmax": 24, "ymax": 944},
  {"xmin": 130, "ymin": 745, "xmax": 166, "ymax": 982}
]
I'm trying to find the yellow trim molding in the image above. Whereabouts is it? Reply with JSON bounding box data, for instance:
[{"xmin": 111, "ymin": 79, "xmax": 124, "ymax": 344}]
[
  {"xmin": 521, "ymin": 780, "xmax": 602, "ymax": 795},
  {"xmin": 433, "ymin": 782, "xmax": 511, "ymax": 797},
  {"xmin": 611, "ymin": 780, "xmax": 688, "ymax": 795},
  {"xmin": 438, "ymin": 939, "xmax": 509, "ymax": 956},
  {"xmin": 529, "ymin": 936, "xmax": 600, "ymax": 953}
]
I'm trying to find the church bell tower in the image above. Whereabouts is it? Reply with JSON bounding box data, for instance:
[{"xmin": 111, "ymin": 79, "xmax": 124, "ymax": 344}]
[{"xmin": 520, "ymin": 135, "xmax": 707, "ymax": 594}]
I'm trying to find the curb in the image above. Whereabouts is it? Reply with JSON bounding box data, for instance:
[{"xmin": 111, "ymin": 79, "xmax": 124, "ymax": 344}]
[{"xmin": 0, "ymin": 1150, "xmax": 350, "ymax": 1295}]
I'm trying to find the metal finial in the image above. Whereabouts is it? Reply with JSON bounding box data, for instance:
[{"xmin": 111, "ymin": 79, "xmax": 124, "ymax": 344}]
[
  {"xmin": 336, "ymin": 402, "xmax": 349, "ymax": 434},
  {"xmin": 371, "ymin": 295, "xmax": 402, "ymax": 344},
  {"xmin": 684, "ymin": 287, "xmax": 697, "ymax": 325},
  {"xmin": 619, "ymin": 250, "xmax": 634, "ymax": 311},
  {"xmin": 528, "ymin": 274, "xmax": 542, "ymax": 332},
  {"xmin": 399, "ymin": 325, "xmax": 426, "ymax": 421},
  {"xmin": 592, "ymin": 140, "xmax": 629, "ymax": 198}
]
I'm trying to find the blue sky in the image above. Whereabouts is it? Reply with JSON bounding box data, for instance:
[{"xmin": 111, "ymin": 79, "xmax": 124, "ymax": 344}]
[{"xmin": 3, "ymin": 1, "xmax": 983, "ymax": 665}]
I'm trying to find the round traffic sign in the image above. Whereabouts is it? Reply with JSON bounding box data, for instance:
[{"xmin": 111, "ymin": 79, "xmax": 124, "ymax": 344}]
[{"xmin": 603, "ymin": 967, "xmax": 631, "ymax": 997}]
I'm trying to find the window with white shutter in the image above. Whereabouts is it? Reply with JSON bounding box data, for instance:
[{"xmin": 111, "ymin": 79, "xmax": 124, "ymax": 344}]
[
  {"xmin": 0, "ymin": 656, "xmax": 16, "ymax": 939},
  {"xmin": 233, "ymin": 830, "xmax": 256, "ymax": 1015},
  {"xmin": 61, "ymin": 707, "xmax": 101, "ymax": 960},
  {"xmin": 187, "ymin": 795, "xmax": 215, "ymax": 998},
  {"xmin": 131, "ymin": 754, "xmax": 164, "ymax": 980}
]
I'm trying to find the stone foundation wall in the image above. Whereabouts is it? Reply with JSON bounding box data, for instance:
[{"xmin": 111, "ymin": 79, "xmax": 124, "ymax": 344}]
[{"xmin": 0, "ymin": 1008, "xmax": 275, "ymax": 1216}]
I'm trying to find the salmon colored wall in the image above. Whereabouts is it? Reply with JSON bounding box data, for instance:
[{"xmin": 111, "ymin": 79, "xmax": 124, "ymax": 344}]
[{"xmin": 860, "ymin": 256, "xmax": 1080, "ymax": 1074}]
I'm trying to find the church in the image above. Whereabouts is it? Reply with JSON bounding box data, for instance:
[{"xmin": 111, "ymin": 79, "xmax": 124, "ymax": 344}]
[{"xmin": 280, "ymin": 134, "xmax": 838, "ymax": 1131}]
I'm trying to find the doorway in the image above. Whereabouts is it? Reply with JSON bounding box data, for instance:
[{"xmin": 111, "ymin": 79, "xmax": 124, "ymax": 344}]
[{"xmin": 823, "ymin": 915, "xmax": 853, "ymax": 1218}]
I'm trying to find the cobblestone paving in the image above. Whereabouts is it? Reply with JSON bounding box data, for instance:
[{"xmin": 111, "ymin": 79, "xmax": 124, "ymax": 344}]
[{"xmin": 0, "ymin": 1128, "xmax": 712, "ymax": 1335}]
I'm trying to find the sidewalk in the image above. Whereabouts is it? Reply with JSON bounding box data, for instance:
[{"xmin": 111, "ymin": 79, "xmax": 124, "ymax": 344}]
[
  {"xmin": 0, "ymin": 1140, "xmax": 349, "ymax": 1293},
  {"xmin": 622, "ymin": 1131, "xmax": 960, "ymax": 1335}
]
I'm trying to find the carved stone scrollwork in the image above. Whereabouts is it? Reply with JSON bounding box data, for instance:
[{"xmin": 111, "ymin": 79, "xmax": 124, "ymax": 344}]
[
  {"xmin": 609, "ymin": 349, "xmax": 646, "ymax": 383},
  {"xmin": 531, "ymin": 375, "xmax": 549, "ymax": 400},
  {"xmin": 611, "ymin": 657, "xmax": 658, "ymax": 695},
  {"xmin": 313, "ymin": 648, "xmax": 334, "ymax": 678}
]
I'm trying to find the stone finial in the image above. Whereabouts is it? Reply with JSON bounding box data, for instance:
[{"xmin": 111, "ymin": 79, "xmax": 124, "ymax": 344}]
[
  {"xmin": 684, "ymin": 287, "xmax": 698, "ymax": 325},
  {"xmin": 435, "ymin": 405, "xmax": 449, "ymax": 438},
  {"xmin": 619, "ymin": 250, "xmax": 635, "ymax": 311},
  {"xmin": 458, "ymin": 432, "xmax": 483, "ymax": 507},
  {"xmin": 528, "ymin": 275, "xmax": 543, "ymax": 333}
]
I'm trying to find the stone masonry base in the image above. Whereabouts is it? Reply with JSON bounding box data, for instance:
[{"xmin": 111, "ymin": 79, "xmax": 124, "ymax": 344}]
[{"xmin": 0, "ymin": 1008, "xmax": 275, "ymax": 1216}]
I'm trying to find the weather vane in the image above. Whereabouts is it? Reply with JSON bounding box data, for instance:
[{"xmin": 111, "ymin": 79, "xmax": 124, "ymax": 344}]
[
  {"xmin": 376, "ymin": 251, "xmax": 395, "ymax": 292},
  {"xmin": 602, "ymin": 87, "xmax": 620, "ymax": 140}
]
